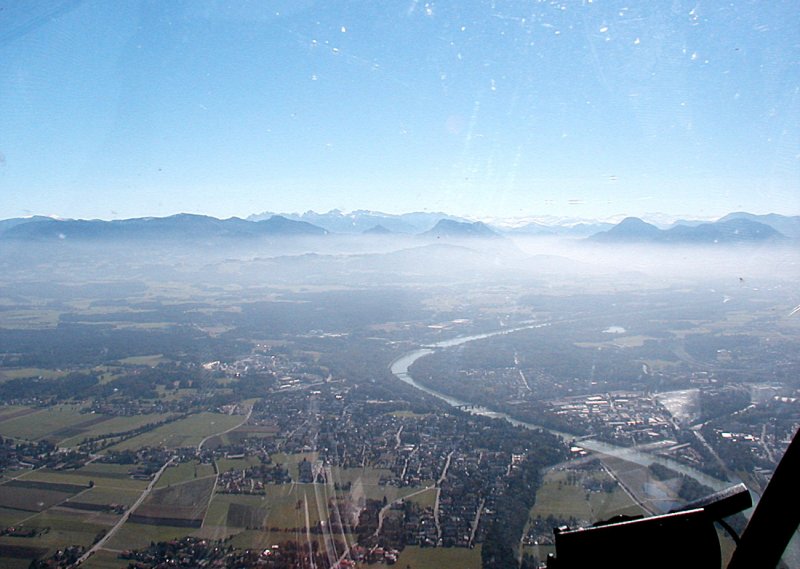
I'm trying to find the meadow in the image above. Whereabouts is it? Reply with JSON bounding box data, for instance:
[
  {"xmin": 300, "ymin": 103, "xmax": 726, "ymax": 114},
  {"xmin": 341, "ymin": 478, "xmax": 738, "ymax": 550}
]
[{"xmin": 107, "ymin": 412, "xmax": 244, "ymax": 451}]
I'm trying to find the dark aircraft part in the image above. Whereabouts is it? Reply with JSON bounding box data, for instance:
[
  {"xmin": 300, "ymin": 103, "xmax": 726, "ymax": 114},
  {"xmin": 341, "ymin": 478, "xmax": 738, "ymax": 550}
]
[
  {"xmin": 671, "ymin": 482, "xmax": 751, "ymax": 520},
  {"xmin": 548, "ymin": 430, "xmax": 800, "ymax": 568},
  {"xmin": 547, "ymin": 508, "xmax": 721, "ymax": 569},
  {"xmin": 727, "ymin": 428, "xmax": 800, "ymax": 569},
  {"xmin": 670, "ymin": 482, "xmax": 752, "ymax": 545}
]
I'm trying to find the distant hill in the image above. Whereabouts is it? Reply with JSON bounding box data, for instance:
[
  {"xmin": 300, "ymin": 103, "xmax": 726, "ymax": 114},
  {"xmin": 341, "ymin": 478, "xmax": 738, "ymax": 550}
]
[
  {"xmin": 2, "ymin": 210, "xmax": 795, "ymax": 244},
  {"xmin": 0, "ymin": 215, "xmax": 54, "ymax": 233},
  {"xmin": 363, "ymin": 224, "xmax": 393, "ymax": 235},
  {"xmin": 420, "ymin": 219, "xmax": 500, "ymax": 239},
  {"xmin": 590, "ymin": 216, "xmax": 787, "ymax": 244},
  {"xmin": 247, "ymin": 209, "xmax": 464, "ymax": 234},
  {"xmin": 590, "ymin": 217, "xmax": 663, "ymax": 242},
  {"xmin": 716, "ymin": 212, "xmax": 800, "ymax": 239},
  {"xmin": 0, "ymin": 214, "xmax": 327, "ymax": 241},
  {"xmin": 509, "ymin": 221, "xmax": 615, "ymax": 237},
  {"xmin": 255, "ymin": 215, "xmax": 328, "ymax": 236},
  {"xmin": 668, "ymin": 218, "xmax": 711, "ymax": 228}
]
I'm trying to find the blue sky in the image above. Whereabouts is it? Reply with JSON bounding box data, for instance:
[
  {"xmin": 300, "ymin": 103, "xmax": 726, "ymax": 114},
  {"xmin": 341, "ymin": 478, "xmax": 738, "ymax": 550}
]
[{"xmin": 0, "ymin": 0, "xmax": 798, "ymax": 221}]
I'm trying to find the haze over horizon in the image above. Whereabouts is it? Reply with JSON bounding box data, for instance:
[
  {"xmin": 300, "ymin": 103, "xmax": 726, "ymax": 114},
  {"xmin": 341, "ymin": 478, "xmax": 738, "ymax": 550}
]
[
  {"xmin": 2, "ymin": 207, "xmax": 796, "ymax": 229},
  {"xmin": 1, "ymin": 2, "xmax": 798, "ymax": 221}
]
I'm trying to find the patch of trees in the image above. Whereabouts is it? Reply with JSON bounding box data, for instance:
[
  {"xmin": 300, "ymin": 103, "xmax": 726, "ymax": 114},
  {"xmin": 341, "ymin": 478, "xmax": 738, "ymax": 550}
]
[
  {"xmin": 698, "ymin": 386, "xmax": 751, "ymax": 422},
  {"xmin": 336, "ymin": 361, "xmax": 445, "ymax": 415},
  {"xmin": 470, "ymin": 417, "xmax": 565, "ymax": 458},
  {"xmin": 482, "ymin": 452, "xmax": 557, "ymax": 569},
  {"xmin": 60, "ymin": 301, "xmax": 227, "ymax": 327},
  {"xmin": 700, "ymin": 425, "xmax": 771, "ymax": 473},
  {"xmin": 410, "ymin": 328, "xmax": 645, "ymax": 401},
  {"xmin": 231, "ymin": 373, "xmax": 277, "ymax": 397},
  {"xmin": 0, "ymin": 323, "xmax": 247, "ymax": 367},
  {"xmin": 96, "ymin": 365, "xmax": 210, "ymax": 400},
  {"xmin": 647, "ymin": 463, "xmax": 748, "ymax": 535},
  {"xmin": 0, "ymin": 372, "xmax": 98, "ymax": 402},
  {"xmin": 684, "ymin": 333, "xmax": 758, "ymax": 362},
  {"xmin": 647, "ymin": 463, "xmax": 714, "ymax": 502},
  {"xmin": 232, "ymin": 288, "xmax": 427, "ymax": 336},
  {"xmin": 356, "ymin": 499, "xmax": 381, "ymax": 545}
]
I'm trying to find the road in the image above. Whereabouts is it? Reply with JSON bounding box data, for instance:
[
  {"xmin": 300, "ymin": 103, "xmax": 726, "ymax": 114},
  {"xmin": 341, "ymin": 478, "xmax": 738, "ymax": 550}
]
[
  {"xmin": 73, "ymin": 405, "xmax": 253, "ymax": 567},
  {"xmin": 73, "ymin": 455, "xmax": 176, "ymax": 567},
  {"xmin": 196, "ymin": 404, "xmax": 253, "ymax": 452},
  {"xmin": 372, "ymin": 485, "xmax": 435, "ymax": 538}
]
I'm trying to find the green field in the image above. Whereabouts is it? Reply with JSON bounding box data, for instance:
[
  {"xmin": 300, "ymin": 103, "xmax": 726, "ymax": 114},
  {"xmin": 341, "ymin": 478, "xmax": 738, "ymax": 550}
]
[
  {"xmin": 215, "ymin": 455, "xmax": 263, "ymax": 474},
  {"xmin": 522, "ymin": 462, "xmax": 645, "ymax": 566},
  {"xmin": 527, "ymin": 465, "xmax": 642, "ymax": 522},
  {"xmin": 108, "ymin": 412, "xmax": 244, "ymax": 451},
  {"xmin": 0, "ymin": 556, "xmax": 36, "ymax": 569},
  {"xmin": 104, "ymin": 521, "xmax": 196, "ymax": 551},
  {"xmin": 0, "ymin": 509, "xmax": 109, "ymax": 559},
  {"xmin": 228, "ymin": 528, "xmax": 336, "ymax": 551},
  {"xmin": 330, "ymin": 465, "xmax": 425, "ymax": 504},
  {"xmin": 65, "ymin": 486, "xmax": 143, "ymax": 508},
  {"xmin": 0, "ymin": 506, "xmax": 29, "ymax": 527},
  {"xmin": 257, "ymin": 483, "xmax": 326, "ymax": 528},
  {"xmin": 133, "ymin": 475, "xmax": 216, "ymax": 524},
  {"xmin": 0, "ymin": 480, "xmax": 87, "ymax": 512},
  {"xmin": 115, "ymin": 354, "xmax": 167, "ymax": 366},
  {"xmin": 208, "ymin": 425, "xmax": 275, "ymax": 447},
  {"xmin": 204, "ymin": 493, "xmax": 269, "ymax": 527},
  {"xmin": 394, "ymin": 544, "xmax": 482, "ymax": 569},
  {"xmin": 270, "ymin": 452, "xmax": 319, "ymax": 481},
  {"xmin": 405, "ymin": 487, "xmax": 437, "ymax": 509},
  {"xmin": 205, "ymin": 483, "xmax": 326, "ymax": 537},
  {"xmin": 0, "ymin": 308, "xmax": 61, "ymax": 329},
  {"xmin": 16, "ymin": 464, "xmax": 148, "ymax": 492},
  {"xmin": 0, "ymin": 406, "xmax": 37, "ymax": 424},
  {"xmin": 60, "ymin": 413, "xmax": 177, "ymax": 447},
  {"xmin": 0, "ymin": 369, "xmax": 67, "ymax": 380},
  {"xmin": 80, "ymin": 549, "xmax": 129, "ymax": 569},
  {"xmin": 0, "ymin": 405, "xmax": 92, "ymax": 441},
  {"xmin": 155, "ymin": 461, "xmax": 216, "ymax": 488}
]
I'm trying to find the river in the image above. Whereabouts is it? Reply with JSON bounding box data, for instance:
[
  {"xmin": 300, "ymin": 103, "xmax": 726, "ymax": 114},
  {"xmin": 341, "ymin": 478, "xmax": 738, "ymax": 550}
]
[
  {"xmin": 390, "ymin": 322, "xmax": 730, "ymax": 490},
  {"xmin": 390, "ymin": 323, "xmax": 800, "ymax": 565}
]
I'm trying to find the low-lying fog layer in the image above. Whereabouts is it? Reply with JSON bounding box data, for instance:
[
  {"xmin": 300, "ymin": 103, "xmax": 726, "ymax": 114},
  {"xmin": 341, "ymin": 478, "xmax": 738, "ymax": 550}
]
[{"xmin": 1, "ymin": 234, "xmax": 796, "ymax": 292}]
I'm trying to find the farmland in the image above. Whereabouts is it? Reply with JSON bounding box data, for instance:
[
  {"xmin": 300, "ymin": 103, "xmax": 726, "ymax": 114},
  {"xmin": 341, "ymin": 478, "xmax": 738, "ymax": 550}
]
[
  {"xmin": 155, "ymin": 460, "xmax": 215, "ymax": 488},
  {"xmin": 0, "ymin": 252, "xmax": 790, "ymax": 569},
  {"xmin": 103, "ymin": 521, "xmax": 197, "ymax": 552},
  {"xmin": 59, "ymin": 413, "xmax": 177, "ymax": 448},
  {"xmin": 521, "ymin": 460, "xmax": 645, "ymax": 567},
  {"xmin": 0, "ymin": 479, "xmax": 87, "ymax": 512},
  {"xmin": 395, "ymin": 545, "xmax": 482, "ymax": 569},
  {"xmin": 527, "ymin": 463, "xmax": 642, "ymax": 521},
  {"xmin": 131, "ymin": 476, "xmax": 216, "ymax": 527},
  {"xmin": 107, "ymin": 412, "xmax": 244, "ymax": 451},
  {"xmin": 0, "ymin": 509, "xmax": 110, "ymax": 564},
  {"xmin": 16, "ymin": 464, "xmax": 149, "ymax": 492},
  {"xmin": 0, "ymin": 405, "xmax": 91, "ymax": 442}
]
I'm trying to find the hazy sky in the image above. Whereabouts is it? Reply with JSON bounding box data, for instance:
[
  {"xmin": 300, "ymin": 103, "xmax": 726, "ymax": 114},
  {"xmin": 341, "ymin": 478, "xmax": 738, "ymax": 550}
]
[{"xmin": 0, "ymin": 1, "xmax": 798, "ymax": 221}]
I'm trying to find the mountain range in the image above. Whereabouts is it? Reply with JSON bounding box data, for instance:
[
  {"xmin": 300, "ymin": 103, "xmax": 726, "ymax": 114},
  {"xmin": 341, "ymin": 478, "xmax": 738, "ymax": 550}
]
[
  {"xmin": 590, "ymin": 216, "xmax": 790, "ymax": 244},
  {"xmin": 247, "ymin": 209, "xmax": 464, "ymax": 235},
  {"xmin": 0, "ymin": 214, "xmax": 327, "ymax": 242},
  {"xmin": 0, "ymin": 210, "xmax": 796, "ymax": 244}
]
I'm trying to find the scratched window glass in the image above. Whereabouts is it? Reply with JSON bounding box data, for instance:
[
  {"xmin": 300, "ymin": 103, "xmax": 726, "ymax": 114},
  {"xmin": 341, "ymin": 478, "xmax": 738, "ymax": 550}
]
[{"xmin": 0, "ymin": 2, "xmax": 798, "ymax": 568}]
